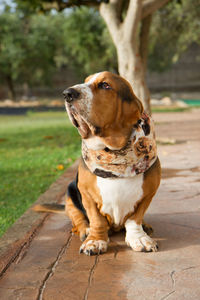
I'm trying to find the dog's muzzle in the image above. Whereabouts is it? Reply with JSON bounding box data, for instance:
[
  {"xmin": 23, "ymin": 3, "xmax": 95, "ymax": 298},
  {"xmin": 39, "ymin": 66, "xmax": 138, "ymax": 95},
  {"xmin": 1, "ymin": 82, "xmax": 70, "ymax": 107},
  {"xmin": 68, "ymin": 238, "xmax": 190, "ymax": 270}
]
[{"xmin": 63, "ymin": 88, "xmax": 80, "ymax": 103}]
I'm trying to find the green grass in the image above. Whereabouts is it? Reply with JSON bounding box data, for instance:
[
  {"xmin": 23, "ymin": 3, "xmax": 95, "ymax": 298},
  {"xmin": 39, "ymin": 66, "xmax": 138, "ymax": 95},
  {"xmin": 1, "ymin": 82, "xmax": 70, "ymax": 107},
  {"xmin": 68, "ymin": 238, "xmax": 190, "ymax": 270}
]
[
  {"xmin": 152, "ymin": 107, "xmax": 190, "ymax": 113},
  {"xmin": 0, "ymin": 111, "xmax": 81, "ymax": 237}
]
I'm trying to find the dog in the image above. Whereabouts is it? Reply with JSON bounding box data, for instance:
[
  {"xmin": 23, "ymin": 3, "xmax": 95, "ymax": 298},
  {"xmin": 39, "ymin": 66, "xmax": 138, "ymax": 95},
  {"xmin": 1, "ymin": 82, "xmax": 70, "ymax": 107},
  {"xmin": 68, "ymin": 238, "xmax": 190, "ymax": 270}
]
[{"xmin": 34, "ymin": 71, "xmax": 161, "ymax": 256}]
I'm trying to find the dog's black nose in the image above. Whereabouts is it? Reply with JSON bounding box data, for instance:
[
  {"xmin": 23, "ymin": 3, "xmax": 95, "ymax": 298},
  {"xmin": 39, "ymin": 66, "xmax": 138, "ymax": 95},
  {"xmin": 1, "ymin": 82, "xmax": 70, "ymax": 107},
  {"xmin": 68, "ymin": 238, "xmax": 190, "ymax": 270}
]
[{"xmin": 63, "ymin": 88, "xmax": 80, "ymax": 103}]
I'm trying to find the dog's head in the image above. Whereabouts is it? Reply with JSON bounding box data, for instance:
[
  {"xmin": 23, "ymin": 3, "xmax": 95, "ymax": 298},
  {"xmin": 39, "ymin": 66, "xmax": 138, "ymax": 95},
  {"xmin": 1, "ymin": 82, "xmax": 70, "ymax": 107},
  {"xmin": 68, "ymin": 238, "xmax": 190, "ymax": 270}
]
[{"xmin": 63, "ymin": 71, "xmax": 143, "ymax": 150}]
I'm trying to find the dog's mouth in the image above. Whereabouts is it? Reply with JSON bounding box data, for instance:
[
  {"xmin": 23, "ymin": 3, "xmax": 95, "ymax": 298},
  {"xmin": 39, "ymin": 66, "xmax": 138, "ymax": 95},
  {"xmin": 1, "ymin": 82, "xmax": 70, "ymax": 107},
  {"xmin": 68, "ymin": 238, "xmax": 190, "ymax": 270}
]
[{"xmin": 66, "ymin": 105, "xmax": 91, "ymax": 139}]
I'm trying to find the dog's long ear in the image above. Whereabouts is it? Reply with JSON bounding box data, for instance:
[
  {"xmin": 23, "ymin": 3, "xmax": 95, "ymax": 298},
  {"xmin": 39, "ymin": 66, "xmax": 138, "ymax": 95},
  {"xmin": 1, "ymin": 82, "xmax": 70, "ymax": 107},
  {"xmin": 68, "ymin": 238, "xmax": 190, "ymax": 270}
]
[
  {"xmin": 134, "ymin": 96, "xmax": 144, "ymax": 114},
  {"xmin": 123, "ymin": 87, "xmax": 144, "ymax": 114},
  {"xmin": 115, "ymin": 76, "xmax": 144, "ymax": 114},
  {"xmin": 120, "ymin": 86, "xmax": 144, "ymax": 126}
]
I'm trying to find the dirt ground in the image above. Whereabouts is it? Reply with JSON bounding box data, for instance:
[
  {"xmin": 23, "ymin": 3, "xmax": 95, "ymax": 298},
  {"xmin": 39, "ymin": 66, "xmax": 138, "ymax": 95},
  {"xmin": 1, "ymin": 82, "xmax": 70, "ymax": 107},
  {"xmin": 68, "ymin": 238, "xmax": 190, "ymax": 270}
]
[{"xmin": 0, "ymin": 109, "xmax": 200, "ymax": 300}]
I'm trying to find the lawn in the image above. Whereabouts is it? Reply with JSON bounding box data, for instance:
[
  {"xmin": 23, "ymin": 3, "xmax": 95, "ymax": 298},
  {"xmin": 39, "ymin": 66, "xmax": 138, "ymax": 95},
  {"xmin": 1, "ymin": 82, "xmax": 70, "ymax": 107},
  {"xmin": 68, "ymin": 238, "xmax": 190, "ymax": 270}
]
[{"xmin": 0, "ymin": 111, "xmax": 81, "ymax": 237}]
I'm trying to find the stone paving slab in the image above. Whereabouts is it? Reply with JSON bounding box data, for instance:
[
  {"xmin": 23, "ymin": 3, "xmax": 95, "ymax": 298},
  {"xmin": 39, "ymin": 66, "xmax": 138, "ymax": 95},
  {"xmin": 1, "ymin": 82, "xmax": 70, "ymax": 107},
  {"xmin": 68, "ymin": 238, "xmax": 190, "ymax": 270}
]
[{"xmin": 0, "ymin": 110, "xmax": 200, "ymax": 300}]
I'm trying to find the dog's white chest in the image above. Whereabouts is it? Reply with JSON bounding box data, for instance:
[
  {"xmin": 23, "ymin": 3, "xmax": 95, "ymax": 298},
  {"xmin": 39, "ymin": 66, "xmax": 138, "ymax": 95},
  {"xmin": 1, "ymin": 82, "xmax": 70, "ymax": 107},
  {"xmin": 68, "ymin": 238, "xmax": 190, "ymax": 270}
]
[{"xmin": 96, "ymin": 175, "xmax": 144, "ymax": 226}]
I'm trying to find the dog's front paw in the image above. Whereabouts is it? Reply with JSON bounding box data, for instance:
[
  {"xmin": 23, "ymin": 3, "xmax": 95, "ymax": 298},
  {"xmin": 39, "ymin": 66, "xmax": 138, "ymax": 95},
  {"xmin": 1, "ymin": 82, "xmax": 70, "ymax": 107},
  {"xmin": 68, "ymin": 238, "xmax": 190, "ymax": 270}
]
[
  {"xmin": 80, "ymin": 239, "xmax": 108, "ymax": 256},
  {"xmin": 126, "ymin": 233, "xmax": 158, "ymax": 252},
  {"xmin": 125, "ymin": 220, "xmax": 158, "ymax": 252}
]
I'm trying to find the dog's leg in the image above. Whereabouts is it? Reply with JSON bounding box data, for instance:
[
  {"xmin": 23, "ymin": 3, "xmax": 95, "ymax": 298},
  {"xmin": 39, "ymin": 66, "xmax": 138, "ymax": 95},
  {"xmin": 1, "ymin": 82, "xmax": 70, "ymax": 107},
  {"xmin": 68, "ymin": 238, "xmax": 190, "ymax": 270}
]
[
  {"xmin": 125, "ymin": 158, "xmax": 161, "ymax": 252},
  {"xmin": 79, "ymin": 195, "xmax": 109, "ymax": 256},
  {"xmin": 76, "ymin": 160, "xmax": 109, "ymax": 255},
  {"xmin": 125, "ymin": 194, "xmax": 158, "ymax": 252},
  {"xmin": 66, "ymin": 197, "xmax": 89, "ymax": 242}
]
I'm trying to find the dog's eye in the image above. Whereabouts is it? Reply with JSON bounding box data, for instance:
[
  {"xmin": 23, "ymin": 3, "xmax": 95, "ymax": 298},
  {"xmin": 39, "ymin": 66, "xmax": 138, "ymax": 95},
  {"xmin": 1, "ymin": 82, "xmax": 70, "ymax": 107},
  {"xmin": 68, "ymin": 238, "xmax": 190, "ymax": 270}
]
[{"xmin": 98, "ymin": 81, "xmax": 111, "ymax": 90}]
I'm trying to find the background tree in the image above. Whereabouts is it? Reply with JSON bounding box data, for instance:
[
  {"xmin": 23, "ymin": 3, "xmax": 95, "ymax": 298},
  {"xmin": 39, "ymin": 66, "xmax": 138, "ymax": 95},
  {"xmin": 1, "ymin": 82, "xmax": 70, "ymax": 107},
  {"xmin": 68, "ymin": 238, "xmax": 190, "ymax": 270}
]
[
  {"xmin": 148, "ymin": 0, "xmax": 200, "ymax": 72},
  {"xmin": 2, "ymin": 1, "xmax": 199, "ymax": 106},
  {"xmin": 0, "ymin": 12, "xmax": 25, "ymax": 100},
  {"xmin": 14, "ymin": 0, "xmax": 172, "ymax": 113},
  {"xmin": 61, "ymin": 6, "xmax": 117, "ymax": 77},
  {"xmin": 0, "ymin": 11, "xmax": 65, "ymax": 100},
  {"xmin": 0, "ymin": 6, "xmax": 117, "ymax": 100}
]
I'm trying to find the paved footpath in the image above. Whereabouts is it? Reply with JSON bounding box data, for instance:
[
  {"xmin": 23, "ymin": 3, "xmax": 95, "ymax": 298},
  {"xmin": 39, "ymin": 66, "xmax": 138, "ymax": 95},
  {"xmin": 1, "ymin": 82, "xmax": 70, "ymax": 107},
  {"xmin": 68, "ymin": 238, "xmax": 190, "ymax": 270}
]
[{"xmin": 0, "ymin": 109, "xmax": 200, "ymax": 300}]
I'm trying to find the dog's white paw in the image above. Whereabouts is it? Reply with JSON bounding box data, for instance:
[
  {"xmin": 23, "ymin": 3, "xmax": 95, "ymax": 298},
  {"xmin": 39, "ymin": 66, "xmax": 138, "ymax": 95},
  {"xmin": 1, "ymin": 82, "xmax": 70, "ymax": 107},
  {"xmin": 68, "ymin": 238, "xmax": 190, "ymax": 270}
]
[
  {"xmin": 126, "ymin": 233, "xmax": 158, "ymax": 252},
  {"xmin": 80, "ymin": 239, "xmax": 108, "ymax": 256},
  {"xmin": 125, "ymin": 219, "xmax": 158, "ymax": 252}
]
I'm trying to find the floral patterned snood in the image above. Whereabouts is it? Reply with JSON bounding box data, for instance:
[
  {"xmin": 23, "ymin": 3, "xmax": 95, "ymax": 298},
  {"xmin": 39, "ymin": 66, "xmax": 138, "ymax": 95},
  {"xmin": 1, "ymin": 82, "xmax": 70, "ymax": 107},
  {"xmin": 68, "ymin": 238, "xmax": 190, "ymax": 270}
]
[{"xmin": 82, "ymin": 112, "xmax": 157, "ymax": 178}]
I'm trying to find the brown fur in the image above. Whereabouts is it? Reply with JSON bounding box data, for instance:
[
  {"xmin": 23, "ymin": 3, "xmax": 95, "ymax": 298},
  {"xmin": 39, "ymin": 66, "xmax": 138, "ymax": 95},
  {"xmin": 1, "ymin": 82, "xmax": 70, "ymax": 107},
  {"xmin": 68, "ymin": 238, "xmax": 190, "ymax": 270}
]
[
  {"xmin": 77, "ymin": 160, "xmax": 109, "ymax": 243},
  {"xmin": 131, "ymin": 158, "xmax": 161, "ymax": 225}
]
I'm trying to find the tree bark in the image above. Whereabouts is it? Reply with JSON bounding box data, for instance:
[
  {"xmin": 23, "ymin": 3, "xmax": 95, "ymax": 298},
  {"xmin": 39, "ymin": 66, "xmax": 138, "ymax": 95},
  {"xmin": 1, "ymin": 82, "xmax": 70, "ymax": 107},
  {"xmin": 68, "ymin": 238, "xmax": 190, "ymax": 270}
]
[
  {"xmin": 22, "ymin": 82, "xmax": 29, "ymax": 100},
  {"xmin": 6, "ymin": 75, "xmax": 16, "ymax": 101},
  {"xmin": 142, "ymin": 0, "xmax": 171, "ymax": 19},
  {"xmin": 116, "ymin": 42, "xmax": 151, "ymax": 113}
]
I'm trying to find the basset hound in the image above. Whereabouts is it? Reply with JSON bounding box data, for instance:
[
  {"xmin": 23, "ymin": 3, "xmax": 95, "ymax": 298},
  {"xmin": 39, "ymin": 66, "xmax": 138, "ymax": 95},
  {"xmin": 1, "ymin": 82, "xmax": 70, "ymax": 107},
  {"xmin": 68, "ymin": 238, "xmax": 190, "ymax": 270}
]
[{"xmin": 34, "ymin": 71, "xmax": 161, "ymax": 256}]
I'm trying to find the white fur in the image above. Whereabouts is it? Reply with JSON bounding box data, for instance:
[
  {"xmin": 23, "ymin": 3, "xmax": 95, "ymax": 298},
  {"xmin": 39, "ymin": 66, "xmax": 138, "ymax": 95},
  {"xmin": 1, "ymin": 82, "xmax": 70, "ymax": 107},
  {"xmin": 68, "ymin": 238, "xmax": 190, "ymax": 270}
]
[
  {"xmin": 83, "ymin": 136, "xmax": 124, "ymax": 151},
  {"xmin": 84, "ymin": 136, "xmax": 105, "ymax": 150},
  {"xmin": 72, "ymin": 83, "xmax": 93, "ymax": 115},
  {"xmin": 74, "ymin": 73, "xmax": 102, "ymax": 114},
  {"xmin": 65, "ymin": 104, "xmax": 75, "ymax": 124},
  {"xmin": 125, "ymin": 219, "xmax": 158, "ymax": 252},
  {"xmin": 66, "ymin": 72, "xmax": 105, "ymax": 132},
  {"xmin": 80, "ymin": 239, "xmax": 108, "ymax": 255},
  {"xmin": 69, "ymin": 73, "xmax": 102, "ymax": 118},
  {"xmin": 97, "ymin": 174, "xmax": 144, "ymax": 226},
  {"xmin": 125, "ymin": 219, "xmax": 146, "ymax": 239},
  {"xmin": 86, "ymin": 72, "xmax": 102, "ymax": 85}
]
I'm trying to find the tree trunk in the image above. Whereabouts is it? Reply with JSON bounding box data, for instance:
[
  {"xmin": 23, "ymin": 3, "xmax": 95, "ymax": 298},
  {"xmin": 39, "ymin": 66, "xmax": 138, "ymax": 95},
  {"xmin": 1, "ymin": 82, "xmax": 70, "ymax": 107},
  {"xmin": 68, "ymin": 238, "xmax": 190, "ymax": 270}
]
[
  {"xmin": 100, "ymin": 1, "xmax": 151, "ymax": 114},
  {"xmin": 99, "ymin": 0, "xmax": 170, "ymax": 114},
  {"xmin": 22, "ymin": 82, "xmax": 29, "ymax": 100},
  {"xmin": 116, "ymin": 42, "xmax": 151, "ymax": 113},
  {"xmin": 6, "ymin": 75, "xmax": 16, "ymax": 101}
]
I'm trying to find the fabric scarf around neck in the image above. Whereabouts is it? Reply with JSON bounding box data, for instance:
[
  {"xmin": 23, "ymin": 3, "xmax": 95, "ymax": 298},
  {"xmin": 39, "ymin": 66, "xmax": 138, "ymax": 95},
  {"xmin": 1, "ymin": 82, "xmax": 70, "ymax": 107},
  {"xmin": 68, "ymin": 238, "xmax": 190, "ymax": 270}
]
[{"xmin": 82, "ymin": 112, "xmax": 157, "ymax": 178}]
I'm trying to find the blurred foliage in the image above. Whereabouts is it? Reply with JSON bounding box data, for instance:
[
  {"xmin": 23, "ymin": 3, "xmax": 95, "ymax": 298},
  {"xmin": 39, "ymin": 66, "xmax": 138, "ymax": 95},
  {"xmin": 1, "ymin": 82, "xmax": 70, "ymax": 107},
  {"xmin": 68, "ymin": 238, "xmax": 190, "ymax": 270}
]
[
  {"xmin": 2, "ymin": 0, "xmax": 71, "ymax": 15},
  {"xmin": 148, "ymin": 0, "xmax": 200, "ymax": 72},
  {"xmin": 13, "ymin": 0, "xmax": 108, "ymax": 13},
  {"xmin": 0, "ymin": 11, "xmax": 65, "ymax": 97},
  {"xmin": 0, "ymin": 6, "xmax": 117, "ymax": 98},
  {"xmin": 0, "ymin": 13, "xmax": 24, "ymax": 83},
  {"xmin": 61, "ymin": 7, "xmax": 117, "ymax": 76}
]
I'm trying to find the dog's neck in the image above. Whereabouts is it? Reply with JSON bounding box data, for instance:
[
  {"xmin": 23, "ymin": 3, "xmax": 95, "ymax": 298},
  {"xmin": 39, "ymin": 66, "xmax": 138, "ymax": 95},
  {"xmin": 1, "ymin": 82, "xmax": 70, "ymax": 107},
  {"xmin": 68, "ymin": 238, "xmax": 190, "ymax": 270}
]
[{"xmin": 82, "ymin": 112, "xmax": 157, "ymax": 178}]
